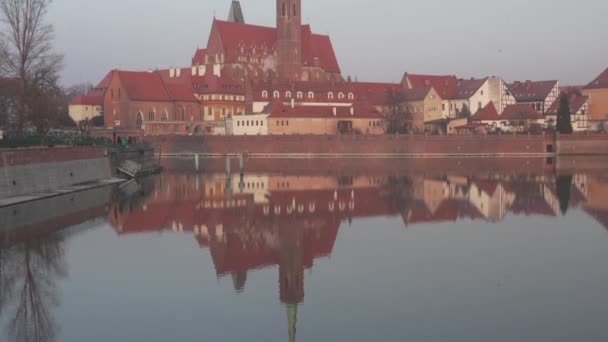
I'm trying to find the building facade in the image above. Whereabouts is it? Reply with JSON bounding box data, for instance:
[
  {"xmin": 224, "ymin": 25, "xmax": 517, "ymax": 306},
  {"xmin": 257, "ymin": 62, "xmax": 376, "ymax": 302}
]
[
  {"xmin": 582, "ymin": 68, "xmax": 608, "ymax": 129},
  {"xmin": 507, "ymin": 80, "xmax": 559, "ymax": 115}
]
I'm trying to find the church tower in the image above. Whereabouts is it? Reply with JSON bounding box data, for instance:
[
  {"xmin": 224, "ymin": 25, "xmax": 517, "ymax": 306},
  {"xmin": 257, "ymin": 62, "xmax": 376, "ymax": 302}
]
[{"xmin": 276, "ymin": 0, "xmax": 302, "ymax": 81}]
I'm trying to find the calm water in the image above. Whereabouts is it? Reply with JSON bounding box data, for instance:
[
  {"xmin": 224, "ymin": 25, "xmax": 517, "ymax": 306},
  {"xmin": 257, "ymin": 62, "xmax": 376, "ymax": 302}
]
[{"xmin": 1, "ymin": 158, "xmax": 608, "ymax": 342}]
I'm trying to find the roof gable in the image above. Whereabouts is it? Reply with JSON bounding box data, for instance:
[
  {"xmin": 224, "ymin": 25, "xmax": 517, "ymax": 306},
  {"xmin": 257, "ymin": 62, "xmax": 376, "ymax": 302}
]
[
  {"xmin": 403, "ymin": 73, "xmax": 458, "ymax": 99},
  {"xmin": 583, "ymin": 68, "xmax": 608, "ymax": 90},
  {"xmin": 501, "ymin": 104, "xmax": 543, "ymax": 120},
  {"xmin": 471, "ymin": 102, "xmax": 500, "ymax": 121}
]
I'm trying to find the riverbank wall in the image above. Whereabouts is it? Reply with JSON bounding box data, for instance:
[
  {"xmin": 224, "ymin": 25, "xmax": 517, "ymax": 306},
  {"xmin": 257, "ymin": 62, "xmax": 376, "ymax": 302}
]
[{"xmin": 0, "ymin": 146, "xmax": 112, "ymax": 199}]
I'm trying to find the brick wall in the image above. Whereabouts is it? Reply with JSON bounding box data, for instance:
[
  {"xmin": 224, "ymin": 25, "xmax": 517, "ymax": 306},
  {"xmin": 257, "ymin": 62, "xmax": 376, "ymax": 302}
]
[
  {"xmin": 147, "ymin": 134, "xmax": 547, "ymax": 156},
  {"xmin": 557, "ymin": 133, "xmax": 608, "ymax": 155}
]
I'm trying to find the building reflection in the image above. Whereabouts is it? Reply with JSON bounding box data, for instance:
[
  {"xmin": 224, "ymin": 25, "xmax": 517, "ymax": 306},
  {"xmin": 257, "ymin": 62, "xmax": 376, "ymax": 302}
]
[{"xmin": 106, "ymin": 170, "xmax": 608, "ymax": 341}]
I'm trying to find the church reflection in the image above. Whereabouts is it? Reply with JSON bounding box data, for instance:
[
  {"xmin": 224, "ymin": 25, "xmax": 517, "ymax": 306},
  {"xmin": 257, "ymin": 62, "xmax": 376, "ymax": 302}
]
[{"xmin": 105, "ymin": 170, "xmax": 608, "ymax": 341}]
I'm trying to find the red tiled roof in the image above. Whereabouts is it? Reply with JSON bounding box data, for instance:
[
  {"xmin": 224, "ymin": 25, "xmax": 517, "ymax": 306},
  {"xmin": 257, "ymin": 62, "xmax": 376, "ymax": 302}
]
[
  {"xmin": 403, "ymin": 73, "xmax": 458, "ymax": 99},
  {"xmin": 352, "ymin": 82, "xmax": 401, "ymax": 106},
  {"xmin": 546, "ymin": 93, "xmax": 589, "ymax": 115},
  {"xmin": 501, "ymin": 104, "xmax": 543, "ymax": 120},
  {"xmin": 116, "ymin": 70, "xmax": 200, "ymax": 103},
  {"xmin": 192, "ymin": 48, "xmax": 208, "ymax": 65},
  {"xmin": 507, "ymin": 80, "xmax": 558, "ymax": 102},
  {"xmin": 211, "ymin": 19, "xmax": 341, "ymax": 74},
  {"xmin": 583, "ymin": 68, "xmax": 608, "ymax": 90},
  {"xmin": 471, "ymin": 102, "xmax": 500, "ymax": 121},
  {"xmin": 267, "ymin": 102, "xmax": 384, "ymax": 119}
]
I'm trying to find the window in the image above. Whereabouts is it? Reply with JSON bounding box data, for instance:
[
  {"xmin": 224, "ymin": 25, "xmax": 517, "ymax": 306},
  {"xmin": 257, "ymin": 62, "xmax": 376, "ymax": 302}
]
[
  {"xmin": 262, "ymin": 91, "xmax": 268, "ymax": 99},
  {"xmin": 148, "ymin": 109, "xmax": 155, "ymax": 121},
  {"xmin": 118, "ymin": 88, "xmax": 121, "ymax": 98},
  {"xmin": 348, "ymin": 92, "xmax": 354, "ymax": 100},
  {"xmin": 286, "ymin": 91, "xmax": 292, "ymax": 99},
  {"xmin": 442, "ymin": 103, "xmax": 445, "ymax": 111},
  {"xmin": 328, "ymin": 92, "xmax": 334, "ymax": 100},
  {"xmin": 237, "ymin": 121, "xmax": 240, "ymax": 127},
  {"xmin": 297, "ymin": 91, "xmax": 303, "ymax": 99},
  {"xmin": 161, "ymin": 111, "xmax": 168, "ymax": 121},
  {"xmin": 273, "ymin": 91, "xmax": 280, "ymax": 99},
  {"xmin": 338, "ymin": 92, "xmax": 345, "ymax": 99},
  {"xmin": 293, "ymin": 3, "xmax": 296, "ymax": 16},
  {"xmin": 308, "ymin": 91, "xmax": 314, "ymax": 99}
]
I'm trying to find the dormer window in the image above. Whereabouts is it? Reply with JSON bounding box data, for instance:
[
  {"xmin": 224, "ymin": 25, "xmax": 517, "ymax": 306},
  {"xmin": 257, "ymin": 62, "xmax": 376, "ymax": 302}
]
[
  {"xmin": 338, "ymin": 92, "xmax": 345, "ymax": 100},
  {"xmin": 308, "ymin": 91, "xmax": 314, "ymax": 99},
  {"xmin": 348, "ymin": 92, "xmax": 354, "ymax": 100},
  {"xmin": 262, "ymin": 91, "xmax": 268, "ymax": 99},
  {"xmin": 328, "ymin": 92, "xmax": 334, "ymax": 100},
  {"xmin": 273, "ymin": 91, "xmax": 280, "ymax": 99},
  {"xmin": 286, "ymin": 91, "xmax": 292, "ymax": 99},
  {"xmin": 297, "ymin": 91, "xmax": 303, "ymax": 99}
]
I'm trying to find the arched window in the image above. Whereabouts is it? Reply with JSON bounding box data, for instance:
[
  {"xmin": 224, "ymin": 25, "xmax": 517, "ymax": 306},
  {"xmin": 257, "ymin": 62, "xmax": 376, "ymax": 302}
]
[
  {"xmin": 161, "ymin": 110, "xmax": 168, "ymax": 121},
  {"xmin": 338, "ymin": 92, "xmax": 345, "ymax": 100},
  {"xmin": 273, "ymin": 91, "xmax": 280, "ymax": 99},
  {"xmin": 286, "ymin": 91, "xmax": 292, "ymax": 99},
  {"xmin": 180, "ymin": 107, "xmax": 185, "ymax": 121},
  {"xmin": 136, "ymin": 112, "xmax": 143, "ymax": 128},
  {"xmin": 348, "ymin": 92, "xmax": 354, "ymax": 100},
  {"xmin": 282, "ymin": 2, "xmax": 286, "ymax": 16},
  {"xmin": 262, "ymin": 90, "xmax": 268, "ymax": 99},
  {"xmin": 148, "ymin": 108, "xmax": 155, "ymax": 121},
  {"xmin": 297, "ymin": 91, "xmax": 303, "ymax": 99},
  {"xmin": 328, "ymin": 92, "xmax": 334, "ymax": 100},
  {"xmin": 308, "ymin": 91, "xmax": 314, "ymax": 99},
  {"xmin": 293, "ymin": 4, "xmax": 296, "ymax": 16}
]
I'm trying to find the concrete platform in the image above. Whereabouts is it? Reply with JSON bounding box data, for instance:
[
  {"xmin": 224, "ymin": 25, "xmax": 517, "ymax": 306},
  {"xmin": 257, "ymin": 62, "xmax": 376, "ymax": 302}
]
[{"xmin": 0, "ymin": 178, "xmax": 125, "ymax": 208}]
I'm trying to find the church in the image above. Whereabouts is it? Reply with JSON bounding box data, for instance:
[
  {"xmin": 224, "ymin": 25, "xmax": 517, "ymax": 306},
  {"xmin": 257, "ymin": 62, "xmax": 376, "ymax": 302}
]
[{"xmin": 192, "ymin": 0, "xmax": 343, "ymax": 83}]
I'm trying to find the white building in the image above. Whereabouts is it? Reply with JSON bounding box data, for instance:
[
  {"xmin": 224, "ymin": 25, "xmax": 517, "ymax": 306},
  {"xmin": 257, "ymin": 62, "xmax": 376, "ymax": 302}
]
[{"xmin": 226, "ymin": 113, "xmax": 269, "ymax": 135}]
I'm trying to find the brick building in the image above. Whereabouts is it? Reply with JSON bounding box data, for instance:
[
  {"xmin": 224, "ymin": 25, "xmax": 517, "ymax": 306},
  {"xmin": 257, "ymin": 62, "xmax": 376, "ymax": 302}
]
[{"xmin": 192, "ymin": 0, "xmax": 342, "ymax": 83}]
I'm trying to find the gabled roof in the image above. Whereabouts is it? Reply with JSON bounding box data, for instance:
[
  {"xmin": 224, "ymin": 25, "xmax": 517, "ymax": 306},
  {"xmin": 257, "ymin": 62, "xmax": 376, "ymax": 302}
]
[
  {"xmin": 267, "ymin": 102, "xmax": 384, "ymax": 119},
  {"xmin": 210, "ymin": 19, "xmax": 341, "ymax": 74},
  {"xmin": 546, "ymin": 93, "xmax": 589, "ymax": 115},
  {"xmin": 507, "ymin": 80, "xmax": 558, "ymax": 102},
  {"xmin": 402, "ymin": 73, "xmax": 458, "ymax": 99},
  {"xmin": 453, "ymin": 78, "xmax": 487, "ymax": 100},
  {"xmin": 501, "ymin": 104, "xmax": 543, "ymax": 120},
  {"xmin": 583, "ymin": 68, "xmax": 608, "ymax": 90},
  {"xmin": 192, "ymin": 48, "xmax": 208, "ymax": 65},
  {"xmin": 471, "ymin": 102, "xmax": 500, "ymax": 121},
  {"xmin": 115, "ymin": 70, "xmax": 199, "ymax": 103}
]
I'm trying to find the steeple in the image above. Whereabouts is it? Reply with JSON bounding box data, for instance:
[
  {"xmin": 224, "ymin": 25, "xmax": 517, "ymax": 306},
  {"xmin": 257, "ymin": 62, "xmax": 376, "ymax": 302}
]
[
  {"xmin": 227, "ymin": 1, "xmax": 245, "ymax": 23},
  {"xmin": 286, "ymin": 303, "xmax": 298, "ymax": 342}
]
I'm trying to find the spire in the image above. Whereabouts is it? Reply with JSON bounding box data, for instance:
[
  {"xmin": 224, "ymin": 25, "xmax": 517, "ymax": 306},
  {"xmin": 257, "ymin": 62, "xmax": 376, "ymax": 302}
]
[
  {"xmin": 286, "ymin": 303, "xmax": 298, "ymax": 342},
  {"xmin": 227, "ymin": 1, "xmax": 245, "ymax": 23}
]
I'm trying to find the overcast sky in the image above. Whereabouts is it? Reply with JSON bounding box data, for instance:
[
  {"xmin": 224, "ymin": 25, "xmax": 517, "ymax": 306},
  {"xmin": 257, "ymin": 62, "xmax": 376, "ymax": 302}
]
[{"xmin": 49, "ymin": 0, "xmax": 608, "ymax": 87}]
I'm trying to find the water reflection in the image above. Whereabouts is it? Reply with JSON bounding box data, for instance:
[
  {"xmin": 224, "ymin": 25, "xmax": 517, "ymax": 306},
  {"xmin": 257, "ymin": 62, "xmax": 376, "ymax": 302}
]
[
  {"xmin": 103, "ymin": 169, "xmax": 608, "ymax": 341},
  {"xmin": 2, "ymin": 164, "xmax": 608, "ymax": 341}
]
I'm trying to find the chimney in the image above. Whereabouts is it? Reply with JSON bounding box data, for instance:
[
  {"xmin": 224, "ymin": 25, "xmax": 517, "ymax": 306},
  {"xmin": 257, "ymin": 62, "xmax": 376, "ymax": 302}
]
[
  {"xmin": 333, "ymin": 107, "xmax": 337, "ymax": 116},
  {"xmin": 213, "ymin": 64, "xmax": 221, "ymax": 77},
  {"xmin": 169, "ymin": 68, "xmax": 175, "ymax": 78},
  {"xmin": 191, "ymin": 66, "xmax": 197, "ymax": 76},
  {"xmin": 176, "ymin": 68, "xmax": 181, "ymax": 77},
  {"xmin": 291, "ymin": 98, "xmax": 295, "ymax": 108},
  {"xmin": 526, "ymin": 80, "xmax": 532, "ymax": 91}
]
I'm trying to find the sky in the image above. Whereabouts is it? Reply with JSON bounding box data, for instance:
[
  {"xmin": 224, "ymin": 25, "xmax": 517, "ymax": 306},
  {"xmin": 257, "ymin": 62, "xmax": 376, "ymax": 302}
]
[{"xmin": 48, "ymin": 0, "xmax": 608, "ymax": 87}]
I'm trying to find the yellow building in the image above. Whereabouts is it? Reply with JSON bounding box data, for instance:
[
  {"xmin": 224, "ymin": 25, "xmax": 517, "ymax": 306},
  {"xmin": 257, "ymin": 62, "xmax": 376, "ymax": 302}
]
[
  {"xmin": 402, "ymin": 86, "xmax": 443, "ymax": 133},
  {"xmin": 582, "ymin": 68, "xmax": 608, "ymax": 129},
  {"xmin": 68, "ymin": 94, "xmax": 103, "ymax": 123}
]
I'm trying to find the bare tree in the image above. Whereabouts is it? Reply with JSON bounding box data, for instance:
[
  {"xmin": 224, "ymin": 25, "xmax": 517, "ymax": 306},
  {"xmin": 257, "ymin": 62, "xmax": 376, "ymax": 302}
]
[{"xmin": 0, "ymin": 0, "xmax": 63, "ymax": 134}]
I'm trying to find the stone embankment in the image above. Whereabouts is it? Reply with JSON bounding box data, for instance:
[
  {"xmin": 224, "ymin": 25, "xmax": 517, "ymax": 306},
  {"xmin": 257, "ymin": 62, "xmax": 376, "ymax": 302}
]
[{"xmin": 146, "ymin": 134, "xmax": 608, "ymax": 157}]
